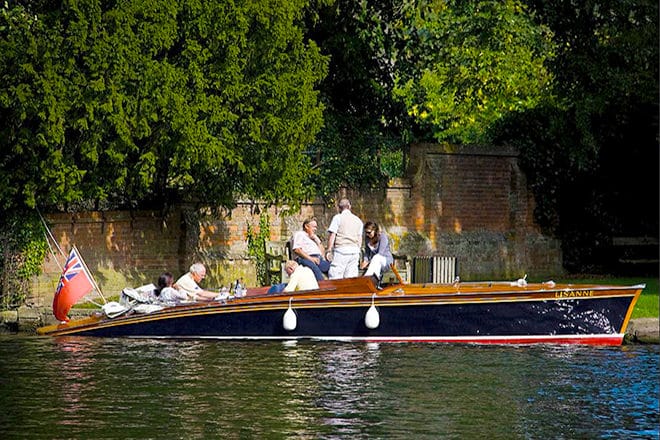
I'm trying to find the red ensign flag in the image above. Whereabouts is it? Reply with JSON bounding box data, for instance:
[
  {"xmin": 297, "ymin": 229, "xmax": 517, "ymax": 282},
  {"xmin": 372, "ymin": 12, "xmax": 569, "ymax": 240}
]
[{"xmin": 53, "ymin": 248, "xmax": 94, "ymax": 322}]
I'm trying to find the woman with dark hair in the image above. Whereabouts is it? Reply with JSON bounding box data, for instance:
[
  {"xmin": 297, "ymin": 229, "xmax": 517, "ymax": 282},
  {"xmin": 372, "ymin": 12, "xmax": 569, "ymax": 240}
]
[
  {"xmin": 155, "ymin": 272, "xmax": 188, "ymax": 304},
  {"xmin": 360, "ymin": 221, "xmax": 393, "ymax": 281}
]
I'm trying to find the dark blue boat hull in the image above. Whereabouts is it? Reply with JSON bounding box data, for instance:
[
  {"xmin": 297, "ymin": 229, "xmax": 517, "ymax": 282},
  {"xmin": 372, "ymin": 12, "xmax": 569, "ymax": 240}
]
[{"xmin": 69, "ymin": 296, "xmax": 632, "ymax": 344}]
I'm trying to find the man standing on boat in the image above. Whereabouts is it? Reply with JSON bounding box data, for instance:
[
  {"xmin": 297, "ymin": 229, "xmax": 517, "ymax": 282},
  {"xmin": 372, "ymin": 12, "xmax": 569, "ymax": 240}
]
[
  {"xmin": 292, "ymin": 218, "xmax": 330, "ymax": 281},
  {"xmin": 326, "ymin": 198, "xmax": 363, "ymax": 279},
  {"xmin": 174, "ymin": 263, "xmax": 218, "ymax": 301}
]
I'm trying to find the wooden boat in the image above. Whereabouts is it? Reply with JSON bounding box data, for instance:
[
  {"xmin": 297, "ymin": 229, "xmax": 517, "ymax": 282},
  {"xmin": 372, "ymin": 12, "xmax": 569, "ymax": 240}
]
[{"xmin": 37, "ymin": 271, "xmax": 644, "ymax": 346}]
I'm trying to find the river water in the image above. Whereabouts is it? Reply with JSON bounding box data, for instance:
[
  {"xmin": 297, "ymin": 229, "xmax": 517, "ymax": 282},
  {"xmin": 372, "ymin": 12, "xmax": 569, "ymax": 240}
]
[{"xmin": 0, "ymin": 336, "xmax": 657, "ymax": 439}]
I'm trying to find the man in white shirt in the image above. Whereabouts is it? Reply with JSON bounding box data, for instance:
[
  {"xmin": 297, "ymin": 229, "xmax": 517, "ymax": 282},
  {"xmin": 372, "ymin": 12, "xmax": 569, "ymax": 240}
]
[
  {"xmin": 291, "ymin": 218, "xmax": 329, "ymax": 280},
  {"xmin": 268, "ymin": 260, "xmax": 319, "ymax": 294},
  {"xmin": 174, "ymin": 263, "xmax": 218, "ymax": 301},
  {"xmin": 326, "ymin": 198, "xmax": 363, "ymax": 279}
]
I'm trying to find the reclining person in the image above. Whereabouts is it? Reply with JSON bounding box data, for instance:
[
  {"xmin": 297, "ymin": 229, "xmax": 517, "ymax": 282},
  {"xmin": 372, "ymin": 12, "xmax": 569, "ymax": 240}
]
[{"xmin": 154, "ymin": 272, "xmax": 188, "ymax": 304}]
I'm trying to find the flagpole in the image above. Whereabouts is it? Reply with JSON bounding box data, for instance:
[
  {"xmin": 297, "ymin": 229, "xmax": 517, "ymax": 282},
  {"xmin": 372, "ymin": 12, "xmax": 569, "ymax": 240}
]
[
  {"xmin": 37, "ymin": 208, "xmax": 64, "ymax": 257},
  {"xmin": 74, "ymin": 245, "xmax": 107, "ymax": 304},
  {"xmin": 38, "ymin": 209, "xmax": 107, "ymax": 307},
  {"xmin": 37, "ymin": 209, "xmax": 66, "ymax": 272},
  {"xmin": 44, "ymin": 237, "xmax": 64, "ymax": 273}
]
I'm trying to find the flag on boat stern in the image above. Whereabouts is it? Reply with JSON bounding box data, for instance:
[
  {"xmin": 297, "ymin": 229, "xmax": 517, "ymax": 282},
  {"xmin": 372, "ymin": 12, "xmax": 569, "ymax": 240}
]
[{"xmin": 53, "ymin": 248, "xmax": 94, "ymax": 322}]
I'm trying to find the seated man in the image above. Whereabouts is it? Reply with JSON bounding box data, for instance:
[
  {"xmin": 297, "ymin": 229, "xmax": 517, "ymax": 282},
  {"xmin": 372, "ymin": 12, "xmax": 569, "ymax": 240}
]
[
  {"xmin": 268, "ymin": 260, "xmax": 319, "ymax": 294},
  {"xmin": 174, "ymin": 263, "xmax": 217, "ymax": 301},
  {"xmin": 292, "ymin": 218, "xmax": 330, "ymax": 281}
]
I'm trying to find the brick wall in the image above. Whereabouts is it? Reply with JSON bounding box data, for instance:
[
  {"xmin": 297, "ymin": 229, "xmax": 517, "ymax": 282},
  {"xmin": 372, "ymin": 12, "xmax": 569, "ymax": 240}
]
[
  {"xmin": 328, "ymin": 144, "xmax": 561, "ymax": 280},
  {"xmin": 31, "ymin": 143, "xmax": 562, "ymax": 306},
  {"xmin": 32, "ymin": 210, "xmax": 184, "ymax": 307}
]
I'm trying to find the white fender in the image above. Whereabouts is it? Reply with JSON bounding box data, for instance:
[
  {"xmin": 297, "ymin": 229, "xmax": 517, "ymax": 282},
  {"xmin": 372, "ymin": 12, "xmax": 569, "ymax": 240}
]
[
  {"xmin": 365, "ymin": 294, "xmax": 380, "ymax": 329},
  {"xmin": 283, "ymin": 297, "xmax": 297, "ymax": 331}
]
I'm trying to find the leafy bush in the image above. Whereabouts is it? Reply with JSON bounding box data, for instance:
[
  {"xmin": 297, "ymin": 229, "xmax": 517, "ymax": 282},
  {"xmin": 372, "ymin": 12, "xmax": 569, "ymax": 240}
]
[{"xmin": 0, "ymin": 212, "xmax": 48, "ymax": 309}]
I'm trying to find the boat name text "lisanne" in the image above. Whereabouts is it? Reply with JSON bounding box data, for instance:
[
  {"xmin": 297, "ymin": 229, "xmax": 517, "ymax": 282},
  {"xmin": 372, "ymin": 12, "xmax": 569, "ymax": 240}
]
[{"xmin": 554, "ymin": 290, "xmax": 594, "ymax": 298}]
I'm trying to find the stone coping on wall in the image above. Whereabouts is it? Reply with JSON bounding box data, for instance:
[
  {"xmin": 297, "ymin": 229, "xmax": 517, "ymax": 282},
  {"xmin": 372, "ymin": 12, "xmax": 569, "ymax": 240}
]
[{"xmin": 411, "ymin": 142, "xmax": 520, "ymax": 157}]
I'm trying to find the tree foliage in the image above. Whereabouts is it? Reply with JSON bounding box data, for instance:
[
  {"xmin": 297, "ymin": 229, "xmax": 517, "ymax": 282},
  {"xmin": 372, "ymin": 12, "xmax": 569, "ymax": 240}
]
[
  {"xmin": 360, "ymin": 0, "xmax": 556, "ymax": 144},
  {"xmin": 0, "ymin": 210, "xmax": 48, "ymax": 309},
  {"xmin": 0, "ymin": 0, "xmax": 656, "ymax": 280},
  {"xmin": 522, "ymin": 0, "xmax": 658, "ymax": 170},
  {"xmin": 305, "ymin": 0, "xmax": 408, "ymax": 199},
  {"xmin": 246, "ymin": 211, "xmax": 271, "ymax": 286},
  {"xmin": 311, "ymin": 0, "xmax": 657, "ymax": 273},
  {"xmin": 0, "ymin": 0, "xmax": 328, "ymax": 213},
  {"xmin": 492, "ymin": 0, "xmax": 658, "ymax": 271},
  {"xmin": 306, "ymin": 0, "xmax": 557, "ymax": 198}
]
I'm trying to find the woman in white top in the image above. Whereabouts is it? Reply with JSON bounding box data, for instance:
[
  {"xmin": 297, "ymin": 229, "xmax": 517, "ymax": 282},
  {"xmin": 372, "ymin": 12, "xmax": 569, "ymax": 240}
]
[{"xmin": 154, "ymin": 272, "xmax": 188, "ymax": 304}]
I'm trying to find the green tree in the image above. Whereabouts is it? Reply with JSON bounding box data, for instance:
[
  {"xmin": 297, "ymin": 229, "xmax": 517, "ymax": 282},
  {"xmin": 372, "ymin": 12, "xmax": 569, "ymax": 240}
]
[
  {"xmin": 493, "ymin": 0, "xmax": 658, "ymax": 272},
  {"xmin": 0, "ymin": 0, "xmax": 328, "ymax": 305},
  {"xmin": 306, "ymin": 0, "xmax": 408, "ymax": 199},
  {"xmin": 307, "ymin": 0, "xmax": 556, "ymax": 199},
  {"xmin": 0, "ymin": 0, "xmax": 328, "ymax": 213},
  {"xmin": 385, "ymin": 0, "xmax": 556, "ymax": 144}
]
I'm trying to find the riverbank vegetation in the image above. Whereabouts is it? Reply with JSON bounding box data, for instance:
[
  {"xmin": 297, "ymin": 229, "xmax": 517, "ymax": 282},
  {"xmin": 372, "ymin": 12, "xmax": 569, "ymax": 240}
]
[{"xmin": 1, "ymin": 0, "xmax": 657, "ymax": 308}]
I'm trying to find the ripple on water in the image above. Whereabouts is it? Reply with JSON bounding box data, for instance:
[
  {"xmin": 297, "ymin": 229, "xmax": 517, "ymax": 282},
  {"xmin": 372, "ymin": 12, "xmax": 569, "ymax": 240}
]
[{"xmin": 0, "ymin": 337, "xmax": 657, "ymax": 439}]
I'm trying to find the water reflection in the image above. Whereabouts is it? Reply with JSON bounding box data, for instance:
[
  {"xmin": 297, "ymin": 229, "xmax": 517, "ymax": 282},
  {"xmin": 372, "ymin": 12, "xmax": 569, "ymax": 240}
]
[
  {"xmin": 0, "ymin": 337, "xmax": 657, "ymax": 439},
  {"xmin": 315, "ymin": 343, "xmax": 383, "ymax": 435},
  {"xmin": 272, "ymin": 341, "xmax": 386, "ymax": 438},
  {"xmin": 51, "ymin": 338, "xmax": 99, "ymax": 428},
  {"xmin": 523, "ymin": 345, "xmax": 660, "ymax": 439}
]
